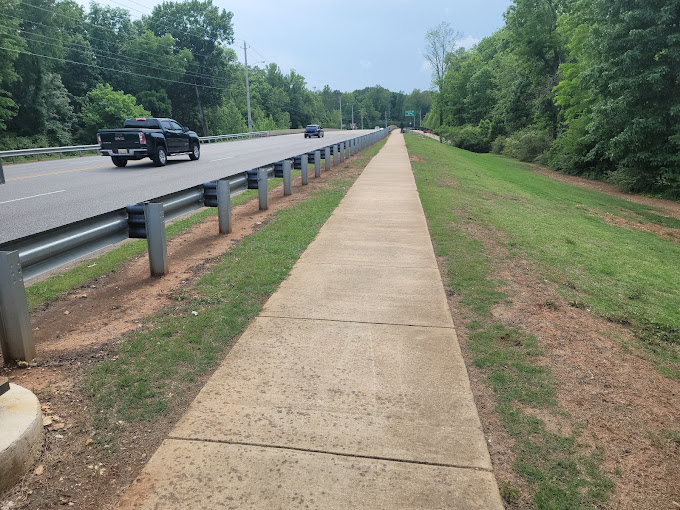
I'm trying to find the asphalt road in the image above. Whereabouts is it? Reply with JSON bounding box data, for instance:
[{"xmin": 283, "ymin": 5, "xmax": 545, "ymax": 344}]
[{"xmin": 0, "ymin": 130, "xmax": 375, "ymax": 244}]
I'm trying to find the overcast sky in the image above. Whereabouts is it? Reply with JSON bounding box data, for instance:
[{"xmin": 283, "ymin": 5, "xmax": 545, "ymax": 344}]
[{"xmin": 77, "ymin": 0, "xmax": 513, "ymax": 93}]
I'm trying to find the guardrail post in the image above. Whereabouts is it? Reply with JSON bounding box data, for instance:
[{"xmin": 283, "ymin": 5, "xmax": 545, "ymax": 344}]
[
  {"xmin": 324, "ymin": 147, "xmax": 331, "ymax": 171},
  {"xmin": 144, "ymin": 203, "xmax": 168, "ymax": 277},
  {"xmin": 333, "ymin": 144, "xmax": 338, "ymax": 166},
  {"xmin": 339, "ymin": 142, "xmax": 345, "ymax": 163},
  {"xmin": 217, "ymin": 180, "xmax": 231, "ymax": 234},
  {"xmin": 258, "ymin": 167, "xmax": 268, "ymax": 210},
  {"xmin": 0, "ymin": 251, "xmax": 35, "ymax": 363},
  {"xmin": 0, "ymin": 158, "xmax": 5, "ymax": 185},
  {"xmin": 314, "ymin": 150, "xmax": 321, "ymax": 178},
  {"xmin": 301, "ymin": 154, "xmax": 308, "ymax": 185},
  {"xmin": 283, "ymin": 160, "xmax": 292, "ymax": 196}
]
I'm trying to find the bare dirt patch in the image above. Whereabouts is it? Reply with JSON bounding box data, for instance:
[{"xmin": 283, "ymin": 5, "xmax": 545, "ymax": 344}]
[
  {"xmin": 530, "ymin": 165, "xmax": 680, "ymax": 221},
  {"xmin": 602, "ymin": 212, "xmax": 680, "ymax": 243},
  {"xmin": 447, "ymin": 223, "xmax": 680, "ymax": 509},
  {"xmin": 0, "ymin": 159, "xmax": 365, "ymax": 509}
]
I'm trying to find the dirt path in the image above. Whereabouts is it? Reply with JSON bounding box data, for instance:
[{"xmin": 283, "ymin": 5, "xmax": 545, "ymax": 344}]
[{"xmin": 530, "ymin": 165, "xmax": 680, "ymax": 220}]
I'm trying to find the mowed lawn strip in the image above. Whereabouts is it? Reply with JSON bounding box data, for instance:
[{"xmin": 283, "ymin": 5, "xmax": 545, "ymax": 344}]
[
  {"xmin": 405, "ymin": 134, "xmax": 678, "ymax": 508},
  {"xmin": 85, "ymin": 141, "xmax": 385, "ymax": 429}
]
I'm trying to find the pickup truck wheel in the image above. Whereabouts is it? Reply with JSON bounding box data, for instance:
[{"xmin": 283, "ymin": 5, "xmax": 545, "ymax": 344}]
[
  {"xmin": 152, "ymin": 146, "xmax": 167, "ymax": 167},
  {"xmin": 189, "ymin": 142, "xmax": 200, "ymax": 161},
  {"xmin": 111, "ymin": 156, "xmax": 128, "ymax": 167}
]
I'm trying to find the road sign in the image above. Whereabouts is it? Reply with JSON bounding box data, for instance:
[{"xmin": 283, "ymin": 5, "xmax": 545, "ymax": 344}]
[{"xmin": 405, "ymin": 110, "xmax": 415, "ymax": 116}]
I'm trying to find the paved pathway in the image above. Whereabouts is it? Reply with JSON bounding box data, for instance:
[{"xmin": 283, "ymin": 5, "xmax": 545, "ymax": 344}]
[{"xmin": 116, "ymin": 132, "xmax": 503, "ymax": 509}]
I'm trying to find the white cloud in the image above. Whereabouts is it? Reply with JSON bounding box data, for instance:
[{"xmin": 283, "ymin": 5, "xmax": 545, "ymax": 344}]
[
  {"xmin": 455, "ymin": 36, "xmax": 480, "ymax": 49},
  {"xmin": 420, "ymin": 60, "xmax": 432, "ymax": 72},
  {"xmin": 359, "ymin": 59, "xmax": 372, "ymax": 70}
]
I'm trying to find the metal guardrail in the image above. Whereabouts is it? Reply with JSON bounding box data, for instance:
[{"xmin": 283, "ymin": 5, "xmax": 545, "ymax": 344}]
[
  {"xmin": 0, "ymin": 144, "xmax": 100, "ymax": 160},
  {"xmin": 200, "ymin": 131, "xmax": 267, "ymax": 143},
  {"xmin": 0, "ymin": 129, "xmax": 390, "ymax": 363}
]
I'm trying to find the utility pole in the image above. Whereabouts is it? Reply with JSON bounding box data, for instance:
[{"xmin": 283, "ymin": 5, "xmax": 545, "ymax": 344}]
[
  {"xmin": 243, "ymin": 41, "xmax": 253, "ymax": 133},
  {"xmin": 385, "ymin": 111, "xmax": 387, "ymax": 128},
  {"xmin": 339, "ymin": 96, "xmax": 343, "ymax": 129},
  {"xmin": 419, "ymin": 110, "xmax": 422, "ymax": 128},
  {"xmin": 361, "ymin": 107, "xmax": 363, "ymax": 130},
  {"xmin": 351, "ymin": 104, "xmax": 354, "ymax": 128},
  {"xmin": 194, "ymin": 82, "xmax": 208, "ymax": 137}
]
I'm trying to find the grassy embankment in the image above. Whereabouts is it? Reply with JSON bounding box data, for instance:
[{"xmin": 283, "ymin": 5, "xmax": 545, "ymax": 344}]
[{"xmin": 405, "ymin": 134, "xmax": 680, "ymax": 508}]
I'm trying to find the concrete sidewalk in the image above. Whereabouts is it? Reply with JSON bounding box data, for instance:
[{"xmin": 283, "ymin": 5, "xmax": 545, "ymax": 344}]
[{"xmin": 116, "ymin": 132, "xmax": 503, "ymax": 509}]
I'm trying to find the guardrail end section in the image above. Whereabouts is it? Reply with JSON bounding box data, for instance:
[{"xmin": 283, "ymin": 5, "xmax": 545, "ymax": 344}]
[
  {"xmin": 0, "ymin": 158, "xmax": 5, "ymax": 185},
  {"xmin": 0, "ymin": 251, "xmax": 35, "ymax": 363}
]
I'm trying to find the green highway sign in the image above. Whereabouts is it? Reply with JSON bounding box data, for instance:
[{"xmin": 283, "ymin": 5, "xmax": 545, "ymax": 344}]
[{"xmin": 405, "ymin": 110, "xmax": 415, "ymax": 116}]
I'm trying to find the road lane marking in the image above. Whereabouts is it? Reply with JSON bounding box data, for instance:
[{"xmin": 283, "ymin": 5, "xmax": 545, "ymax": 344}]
[
  {"xmin": 6, "ymin": 160, "xmax": 146, "ymax": 181},
  {"xmin": 0, "ymin": 189, "xmax": 66, "ymax": 204},
  {"xmin": 209, "ymin": 156, "xmax": 234, "ymax": 162}
]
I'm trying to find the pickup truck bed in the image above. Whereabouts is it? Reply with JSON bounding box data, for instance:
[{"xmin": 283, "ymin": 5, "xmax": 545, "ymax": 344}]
[{"xmin": 98, "ymin": 118, "xmax": 201, "ymax": 167}]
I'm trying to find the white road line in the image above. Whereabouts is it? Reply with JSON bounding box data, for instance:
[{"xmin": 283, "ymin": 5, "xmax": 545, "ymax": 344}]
[
  {"xmin": 0, "ymin": 189, "xmax": 66, "ymax": 205},
  {"xmin": 209, "ymin": 156, "xmax": 234, "ymax": 162}
]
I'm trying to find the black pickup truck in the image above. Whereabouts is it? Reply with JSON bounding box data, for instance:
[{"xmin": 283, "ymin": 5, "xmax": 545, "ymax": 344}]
[{"xmin": 97, "ymin": 118, "xmax": 201, "ymax": 167}]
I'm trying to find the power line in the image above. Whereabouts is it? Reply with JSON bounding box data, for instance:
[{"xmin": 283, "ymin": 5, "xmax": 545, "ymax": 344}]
[
  {"xmin": 4, "ymin": 21, "xmax": 239, "ymax": 86},
  {"xmin": 17, "ymin": 0, "xmax": 234, "ymax": 62},
  {"xmin": 0, "ymin": 45, "xmax": 242, "ymax": 92}
]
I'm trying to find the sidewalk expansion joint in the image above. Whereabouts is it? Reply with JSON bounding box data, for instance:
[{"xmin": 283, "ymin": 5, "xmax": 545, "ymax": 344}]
[
  {"xmin": 295, "ymin": 261, "xmax": 440, "ymax": 271},
  {"xmin": 167, "ymin": 436, "xmax": 493, "ymax": 474},
  {"xmin": 257, "ymin": 314, "xmax": 456, "ymax": 330}
]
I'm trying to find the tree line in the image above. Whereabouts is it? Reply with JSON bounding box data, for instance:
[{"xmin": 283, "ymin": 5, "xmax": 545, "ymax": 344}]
[
  {"xmin": 426, "ymin": 0, "xmax": 680, "ymax": 197},
  {"xmin": 0, "ymin": 0, "xmax": 432, "ymax": 150}
]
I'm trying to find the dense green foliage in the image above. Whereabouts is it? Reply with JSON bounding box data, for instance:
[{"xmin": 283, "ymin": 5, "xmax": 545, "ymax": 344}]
[
  {"xmin": 428, "ymin": 0, "xmax": 680, "ymax": 197},
  {"xmin": 0, "ymin": 0, "xmax": 430, "ymax": 149}
]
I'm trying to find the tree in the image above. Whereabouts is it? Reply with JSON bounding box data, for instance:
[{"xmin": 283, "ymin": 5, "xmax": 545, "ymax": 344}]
[
  {"xmin": 78, "ymin": 84, "xmax": 150, "ymax": 142},
  {"xmin": 425, "ymin": 22, "xmax": 461, "ymax": 126},
  {"xmin": 504, "ymin": 0, "xmax": 568, "ymax": 139},
  {"xmin": 424, "ymin": 22, "xmax": 462, "ymax": 92},
  {"xmin": 144, "ymin": 0, "xmax": 234, "ymax": 135},
  {"xmin": 585, "ymin": 0, "xmax": 680, "ymax": 194},
  {"xmin": 0, "ymin": 0, "xmax": 25, "ymax": 131}
]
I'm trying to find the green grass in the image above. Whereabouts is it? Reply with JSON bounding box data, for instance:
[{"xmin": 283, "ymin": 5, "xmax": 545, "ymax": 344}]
[
  {"xmin": 26, "ymin": 154, "xmax": 368, "ymax": 309},
  {"xmin": 24, "ymin": 167, "xmax": 318, "ymax": 310},
  {"xmin": 406, "ymin": 134, "xmax": 630, "ymax": 508},
  {"xmin": 408, "ymin": 135, "xmax": 680, "ymax": 379},
  {"xmin": 25, "ymin": 190, "xmax": 258, "ymax": 310},
  {"xmin": 85, "ymin": 140, "xmax": 386, "ymax": 428}
]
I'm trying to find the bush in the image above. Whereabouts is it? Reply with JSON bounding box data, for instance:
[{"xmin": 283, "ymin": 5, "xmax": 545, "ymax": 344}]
[
  {"xmin": 0, "ymin": 134, "xmax": 50, "ymax": 151},
  {"xmin": 440, "ymin": 124, "xmax": 491, "ymax": 153},
  {"xmin": 607, "ymin": 166, "xmax": 680, "ymax": 198},
  {"xmin": 502, "ymin": 128, "xmax": 552, "ymax": 162},
  {"xmin": 490, "ymin": 136, "xmax": 506, "ymax": 154}
]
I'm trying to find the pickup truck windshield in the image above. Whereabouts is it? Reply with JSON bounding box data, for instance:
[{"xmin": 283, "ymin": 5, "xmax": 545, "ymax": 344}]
[{"xmin": 123, "ymin": 118, "xmax": 161, "ymax": 129}]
